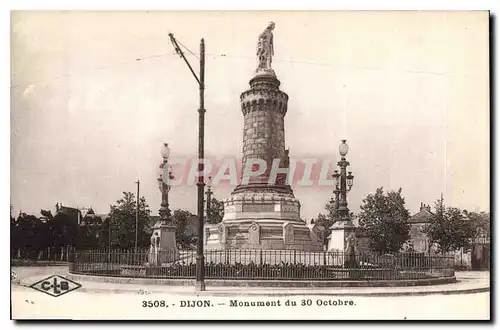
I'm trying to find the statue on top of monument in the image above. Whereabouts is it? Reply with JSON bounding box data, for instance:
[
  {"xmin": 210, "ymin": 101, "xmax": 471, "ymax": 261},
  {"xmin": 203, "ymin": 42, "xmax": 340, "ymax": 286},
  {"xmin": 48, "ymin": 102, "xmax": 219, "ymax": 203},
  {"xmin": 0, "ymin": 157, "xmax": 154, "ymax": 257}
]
[{"xmin": 256, "ymin": 22, "xmax": 276, "ymax": 75}]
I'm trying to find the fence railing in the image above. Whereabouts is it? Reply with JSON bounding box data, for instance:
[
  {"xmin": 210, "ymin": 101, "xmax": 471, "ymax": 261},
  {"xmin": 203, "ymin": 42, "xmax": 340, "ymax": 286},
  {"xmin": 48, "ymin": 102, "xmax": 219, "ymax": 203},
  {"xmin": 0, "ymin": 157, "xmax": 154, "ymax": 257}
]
[
  {"xmin": 11, "ymin": 246, "xmax": 75, "ymax": 263},
  {"xmin": 69, "ymin": 249, "xmax": 455, "ymax": 281}
]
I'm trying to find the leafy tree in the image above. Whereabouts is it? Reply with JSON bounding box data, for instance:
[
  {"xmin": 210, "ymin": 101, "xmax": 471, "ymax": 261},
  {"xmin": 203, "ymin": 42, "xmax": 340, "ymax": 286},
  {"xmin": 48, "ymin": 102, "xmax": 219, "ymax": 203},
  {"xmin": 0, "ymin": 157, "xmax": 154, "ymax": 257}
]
[
  {"xmin": 40, "ymin": 209, "xmax": 54, "ymax": 219},
  {"xmin": 325, "ymin": 198, "xmax": 337, "ymax": 224},
  {"xmin": 207, "ymin": 197, "xmax": 224, "ymax": 224},
  {"xmin": 313, "ymin": 198, "xmax": 356, "ymax": 247},
  {"xmin": 11, "ymin": 212, "xmax": 53, "ymax": 259},
  {"xmin": 108, "ymin": 191, "xmax": 151, "ymax": 249},
  {"xmin": 312, "ymin": 213, "xmax": 329, "ymax": 229},
  {"xmin": 14, "ymin": 213, "xmax": 40, "ymax": 258},
  {"xmin": 358, "ymin": 187, "xmax": 411, "ymax": 254},
  {"xmin": 172, "ymin": 209, "xmax": 196, "ymax": 248},
  {"xmin": 32, "ymin": 217, "xmax": 51, "ymax": 254},
  {"xmin": 311, "ymin": 213, "xmax": 330, "ymax": 246},
  {"xmin": 423, "ymin": 198, "xmax": 475, "ymax": 253},
  {"xmin": 52, "ymin": 211, "xmax": 78, "ymax": 248},
  {"xmin": 10, "ymin": 213, "xmax": 17, "ymax": 258},
  {"xmin": 463, "ymin": 210, "xmax": 490, "ymax": 242}
]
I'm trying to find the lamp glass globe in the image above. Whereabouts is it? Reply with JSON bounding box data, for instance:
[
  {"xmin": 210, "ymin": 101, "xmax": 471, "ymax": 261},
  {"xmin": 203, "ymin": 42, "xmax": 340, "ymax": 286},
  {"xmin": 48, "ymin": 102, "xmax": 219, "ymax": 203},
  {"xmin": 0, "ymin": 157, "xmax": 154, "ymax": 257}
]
[
  {"xmin": 339, "ymin": 140, "xmax": 349, "ymax": 157},
  {"xmin": 161, "ymin": 143, "xmax": 170, "ymax": 158}
]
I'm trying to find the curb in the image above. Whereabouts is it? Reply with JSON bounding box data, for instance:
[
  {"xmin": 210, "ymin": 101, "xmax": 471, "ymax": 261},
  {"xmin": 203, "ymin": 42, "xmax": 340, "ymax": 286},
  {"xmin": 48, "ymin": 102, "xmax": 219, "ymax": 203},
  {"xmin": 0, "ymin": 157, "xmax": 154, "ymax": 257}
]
[
  {"xmin": 66, "ymin": 272, "xmax": 457, "ymax": 288},
  {"xmin": 13, "ymin": 281, "xmax": 490, "ymax": 297},
  {"xmin": 11, "ymin": 261, "xmax": 70, "ymax": 267}
]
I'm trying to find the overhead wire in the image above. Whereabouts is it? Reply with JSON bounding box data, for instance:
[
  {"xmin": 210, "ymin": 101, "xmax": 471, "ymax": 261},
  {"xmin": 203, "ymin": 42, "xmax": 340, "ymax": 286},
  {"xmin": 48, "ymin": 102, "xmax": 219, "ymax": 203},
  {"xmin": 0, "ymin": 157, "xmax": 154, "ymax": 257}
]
[{"xmin": 11, "ymin": 48, "xmax": 449, "ymax": 90}]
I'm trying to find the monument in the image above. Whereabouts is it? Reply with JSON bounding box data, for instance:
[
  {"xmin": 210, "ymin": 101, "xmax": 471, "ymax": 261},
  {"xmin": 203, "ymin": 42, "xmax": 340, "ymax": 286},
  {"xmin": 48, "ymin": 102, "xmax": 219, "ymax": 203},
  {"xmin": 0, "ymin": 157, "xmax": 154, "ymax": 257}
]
[{"xmin": 205, "ymin": 23, "xmax": 324, "ymax": 251}]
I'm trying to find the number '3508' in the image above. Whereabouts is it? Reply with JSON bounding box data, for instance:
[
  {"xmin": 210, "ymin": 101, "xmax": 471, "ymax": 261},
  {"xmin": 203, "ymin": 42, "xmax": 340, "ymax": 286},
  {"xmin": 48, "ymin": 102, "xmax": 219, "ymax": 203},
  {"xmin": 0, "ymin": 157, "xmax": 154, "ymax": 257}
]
[{"xmin": 142, "ymin": 300, "xmax": 168, "ymax": 308}]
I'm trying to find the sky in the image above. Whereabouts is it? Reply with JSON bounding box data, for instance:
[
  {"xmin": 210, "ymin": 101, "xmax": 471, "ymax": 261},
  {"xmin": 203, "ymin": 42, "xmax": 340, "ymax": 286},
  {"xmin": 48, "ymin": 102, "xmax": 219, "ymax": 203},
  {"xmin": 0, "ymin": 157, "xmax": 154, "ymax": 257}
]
[{"xmin": 10, "ymin": 11, "xmax": 490, "ymax": 220}]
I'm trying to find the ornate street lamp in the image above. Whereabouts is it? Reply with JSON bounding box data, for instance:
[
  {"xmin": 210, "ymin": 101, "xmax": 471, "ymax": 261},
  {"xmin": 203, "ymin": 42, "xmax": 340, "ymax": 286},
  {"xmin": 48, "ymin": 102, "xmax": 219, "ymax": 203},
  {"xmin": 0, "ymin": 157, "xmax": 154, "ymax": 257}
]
[
  {"xmin": 332, "ymin": 140, "xmax": 355, "ymax": 222},
  {"xmin": 158, "ymin": 143, "xmax": 173, "ymax": 223},
  {"xmin": 327, "ymin": 140, "xmax": 356, "ymax": 254},
  {"xmin": 347, "ymin": 171, "xmax": 354, "ymax": 191}
]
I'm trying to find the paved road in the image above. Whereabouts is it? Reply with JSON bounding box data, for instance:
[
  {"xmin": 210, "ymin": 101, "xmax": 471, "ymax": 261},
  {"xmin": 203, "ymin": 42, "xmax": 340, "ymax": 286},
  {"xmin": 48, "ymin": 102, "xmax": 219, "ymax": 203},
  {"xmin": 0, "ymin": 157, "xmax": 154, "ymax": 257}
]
[
  {"xmin": 11, "ymin": 265, "xmax": 490, "ymax": 320},
  {"xmin": 11, "ymin": 265, "xmax": 489, "ymax": 295}
]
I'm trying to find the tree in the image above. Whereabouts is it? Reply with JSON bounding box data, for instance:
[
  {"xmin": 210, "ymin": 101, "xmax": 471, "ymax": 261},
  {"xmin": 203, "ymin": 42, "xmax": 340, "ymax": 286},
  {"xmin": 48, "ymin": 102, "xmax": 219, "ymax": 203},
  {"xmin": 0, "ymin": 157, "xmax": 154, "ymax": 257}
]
[
  {"xmin": 325, "ymin": 199, "xmax": 337, "ymax": 224},
  {"xmin": 10, "ymin": 213, "xmax": 17, "ymax": 258},
  {"xmin": 172, "ymin": 209, "xmax": 196, "ymax": 248},
  {"xmin": 423, "ymin": 198, "xmax": 475, "ymax": 253},
  {"xmin": 464, "ymin": 210, "xmax": 490, "ymax": 243},
  {"xmin": 207, "ymin": 197, "xmax": 224, "ymax": 224},
  {"xmin": 313, "ymin": 199, "xmax": 355, "ymax": 247},
  {"xmin": 312, "ymin": 213, "xmax": 330, "ymax": 246},
  {"xmin": 40, "ymin": 209, "xmax": 55, "ymax": 251},
  {"xmin": 52, "ymin": 211, "xmax": 79, "ymax": 248},
  {"xmin": 11, "ymin": 212, "xmax": 53, "ymax": 259},
  {"xmin": 358, "ymin": 187, "xmax": 411, "ymax": 254},
  {"xmin": 312, "ymin": 213, "xmax": 329, "ymax": 229},
  {"xmin": 108, "ymin": 191, "xmax": 151, "ymax": 249},
  {"xmin": 14, "ymin": 213, "xmax": 40, "ymax": 258}
]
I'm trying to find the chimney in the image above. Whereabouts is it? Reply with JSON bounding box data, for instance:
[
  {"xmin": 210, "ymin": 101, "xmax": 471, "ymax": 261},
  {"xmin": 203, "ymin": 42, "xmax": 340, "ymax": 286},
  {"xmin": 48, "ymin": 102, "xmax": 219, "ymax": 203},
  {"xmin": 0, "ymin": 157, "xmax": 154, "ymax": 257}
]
[
  {"xmin": 420, "ymin": 202, "xmax": 426, "ymax": 212},
  {"xmin": 426, "ymin": 205, "xmax": 431, "ymax": 212}
]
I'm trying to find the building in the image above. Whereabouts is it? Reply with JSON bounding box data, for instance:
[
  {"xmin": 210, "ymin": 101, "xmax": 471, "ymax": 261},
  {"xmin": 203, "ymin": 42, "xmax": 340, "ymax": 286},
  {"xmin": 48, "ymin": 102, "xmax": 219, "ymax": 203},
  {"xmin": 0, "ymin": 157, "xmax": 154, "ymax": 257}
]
[
  {"xmin": 55, "ymin": 203, "xmax": 83, "ymax": 225},
  {"xmin": 407, "ymin": 203, "xmax": 433, "ymax": 252}
]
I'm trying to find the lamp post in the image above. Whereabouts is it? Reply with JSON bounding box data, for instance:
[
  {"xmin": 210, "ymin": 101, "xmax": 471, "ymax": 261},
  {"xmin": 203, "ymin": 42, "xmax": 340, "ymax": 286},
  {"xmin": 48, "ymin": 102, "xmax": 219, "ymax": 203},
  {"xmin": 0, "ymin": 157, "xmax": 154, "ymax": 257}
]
[
  {"xmin": 107, "ymin": 219, "xmax": 112, "ymax": 262},
  {"xmin": 332, "ymin": 140, "xmax": 355, "ymax": 223},
  {"xmin": 135, "ymin": 180, "xmax": 140, "ymax": 253},
  {"xmin": 158, "ymin": 143, "xmax": 173, "ymax": 223},
  {"xmin": 169, "ymin": 33, "xmax": 206, "ymax": 291},
  {"xmin": 326, "ymin": 139, "xmax": 356, "ymax": 253}
]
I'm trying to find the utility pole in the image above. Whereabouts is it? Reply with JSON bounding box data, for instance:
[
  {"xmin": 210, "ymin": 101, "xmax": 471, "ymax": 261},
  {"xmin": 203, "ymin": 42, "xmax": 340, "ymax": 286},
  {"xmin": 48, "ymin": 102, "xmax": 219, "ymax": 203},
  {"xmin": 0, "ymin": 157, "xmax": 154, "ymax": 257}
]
[
  {"xmin": 135, "ymin": 180, "xmax": 140, "ymax": 253},
  {"xmin": 169, "ymin": 33, "xmax": 206, "ymax": 291}
]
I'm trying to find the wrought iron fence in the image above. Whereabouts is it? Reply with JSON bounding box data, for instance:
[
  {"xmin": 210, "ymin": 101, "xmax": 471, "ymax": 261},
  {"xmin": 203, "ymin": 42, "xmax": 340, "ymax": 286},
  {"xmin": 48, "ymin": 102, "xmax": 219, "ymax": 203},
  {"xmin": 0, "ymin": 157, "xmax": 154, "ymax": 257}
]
[
  {"xmin": 11, "ymin": 246, "xmax": 75, "ymax": 263},
  {"xmin": 69, "ymin": 249, "xmax": 455, "ymax": 281}
]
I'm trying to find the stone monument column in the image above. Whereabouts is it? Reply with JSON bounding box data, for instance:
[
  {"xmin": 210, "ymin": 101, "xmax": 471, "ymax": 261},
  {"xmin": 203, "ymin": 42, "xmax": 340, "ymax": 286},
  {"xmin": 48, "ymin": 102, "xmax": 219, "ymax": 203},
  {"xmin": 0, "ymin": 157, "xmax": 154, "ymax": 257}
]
[
  {"xmin": 204, "ymin": 23, "xmax": 324, "ymax": 252},
  {"xmin": 235, "ymin": 71, "xmax": 291, "ymax": 192}
]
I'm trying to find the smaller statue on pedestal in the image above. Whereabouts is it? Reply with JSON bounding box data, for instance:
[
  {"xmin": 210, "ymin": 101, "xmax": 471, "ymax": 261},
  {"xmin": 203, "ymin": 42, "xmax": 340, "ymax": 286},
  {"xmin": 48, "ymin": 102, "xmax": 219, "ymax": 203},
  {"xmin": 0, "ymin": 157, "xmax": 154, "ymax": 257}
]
[
  {"xmin": 344, "ymin": 232, "xmax": 358, "ymax": 269},
  {"xmin": 150, "ymin": 234, "xmax": 155, "ymax": 253},
  {"xmin": 149, "ymin": 232, "xmax": 160, "ymax": 265},
  {"xmin": 155, "ymin": 233, "xmax": 160, "ymax": 250}
]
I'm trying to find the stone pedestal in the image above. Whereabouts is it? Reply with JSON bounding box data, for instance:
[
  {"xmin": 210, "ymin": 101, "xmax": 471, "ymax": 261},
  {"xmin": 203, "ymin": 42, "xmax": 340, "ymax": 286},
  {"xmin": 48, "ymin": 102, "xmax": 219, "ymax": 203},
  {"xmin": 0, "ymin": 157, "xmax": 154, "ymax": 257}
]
[
  {"xmin": 148, "ymin": 221, "xmax": 179, "ymax": 265},
  {"xmin": 327, "ymin": 220, "xmax": 356, "ymax": 252},
  {"xmin": 327, "ymin": 221, "xmax": 359, "ymax": 269},
  {"xmin": 205, "ymin": 190, "xmax": 324, "ymax": 251}
]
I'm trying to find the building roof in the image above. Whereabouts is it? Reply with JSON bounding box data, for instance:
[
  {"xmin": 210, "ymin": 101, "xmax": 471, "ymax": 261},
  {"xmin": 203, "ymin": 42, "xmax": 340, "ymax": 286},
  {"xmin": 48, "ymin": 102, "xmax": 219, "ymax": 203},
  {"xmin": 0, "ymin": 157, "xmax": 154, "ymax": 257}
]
[
  {"xmin": 409, "ymin": 203, "xmax": 434, "ymax": 224},
  {"xmin": 84, "ymin": 213, "xmax": 109, "ymax": 219},
  {"xmin": 57, "ymin": 206, "xmax": 81, "ymax": 216}
]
